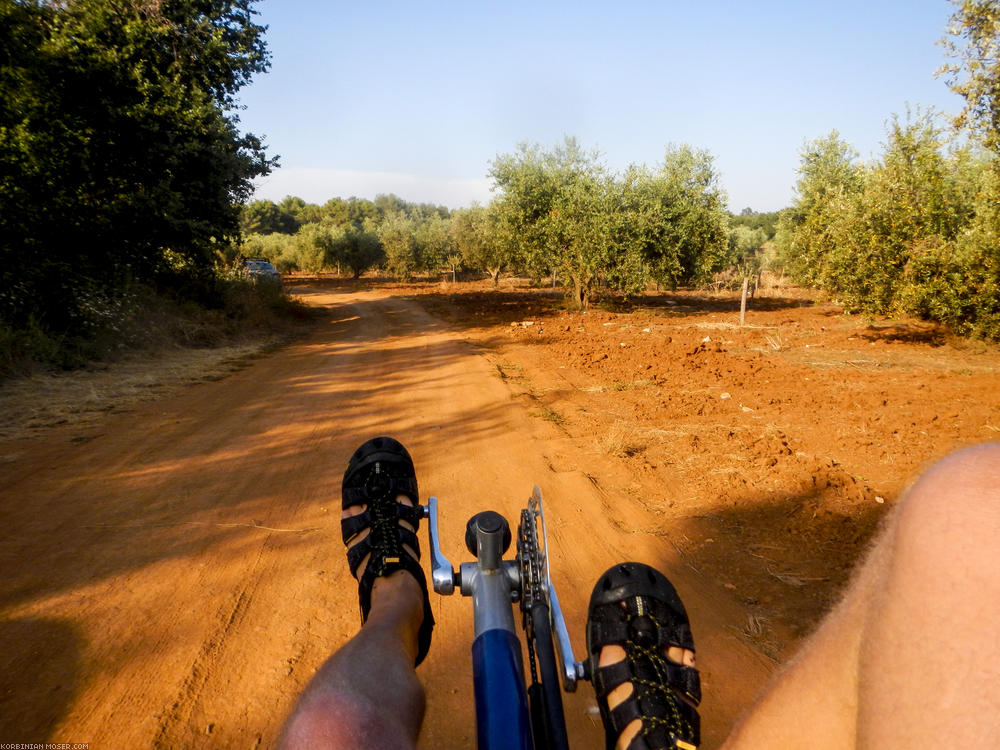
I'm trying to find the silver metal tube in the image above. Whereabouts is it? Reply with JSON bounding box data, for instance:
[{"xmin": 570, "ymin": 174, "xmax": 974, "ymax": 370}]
[{"xmin": 469, "ymin": 565, "xmax": 517, "ymax": 636}]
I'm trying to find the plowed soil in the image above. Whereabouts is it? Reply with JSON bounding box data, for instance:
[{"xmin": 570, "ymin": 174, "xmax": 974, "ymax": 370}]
[{"xmin": 2, "ymin": 278, "xmax": 998, "ymax": 749}]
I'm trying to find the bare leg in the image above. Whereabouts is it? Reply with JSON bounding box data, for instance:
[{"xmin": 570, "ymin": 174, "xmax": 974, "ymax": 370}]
[
  {"xmin": 722, "ymin": 442, "xmax": 1000, "ymax": 748},
  {"xmin": 279, "ymin": 496, "xmax": 427, "ymax": 750}
]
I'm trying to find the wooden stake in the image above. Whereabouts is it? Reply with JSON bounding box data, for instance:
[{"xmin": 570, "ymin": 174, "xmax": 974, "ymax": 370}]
[{"xmin": 740, "ymin": 276, "xmax": 749, "ymax": 327}]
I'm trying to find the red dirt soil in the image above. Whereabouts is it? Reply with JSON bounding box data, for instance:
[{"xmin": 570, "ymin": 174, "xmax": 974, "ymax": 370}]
[{"xmin": 1, "ymin": 278, "xmax": 998, "ymax": 748}]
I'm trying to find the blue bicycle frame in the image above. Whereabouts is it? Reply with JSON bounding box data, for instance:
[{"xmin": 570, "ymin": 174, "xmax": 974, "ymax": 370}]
[{"xmin": 424, "ymin": 489, "xmax": 585, "ymax": 750}]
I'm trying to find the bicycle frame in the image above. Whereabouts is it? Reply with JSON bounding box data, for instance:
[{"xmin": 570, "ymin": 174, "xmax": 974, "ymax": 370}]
[{"xmin": 423, "ymin": 489, "xmax": 586, "ymax": 750}]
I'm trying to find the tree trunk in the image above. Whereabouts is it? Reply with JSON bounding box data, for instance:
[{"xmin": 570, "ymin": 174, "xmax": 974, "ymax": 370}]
[{"xmin": 572, "ymin": 276, "xmax": 588, "ymax": 310}]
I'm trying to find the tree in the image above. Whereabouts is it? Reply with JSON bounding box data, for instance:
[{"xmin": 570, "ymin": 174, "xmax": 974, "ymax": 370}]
[
  {"xmin": 332, "ymin": 222, "xmax": 384, "ymax": 278},
  {"xmin": 829, "ymin": 112, "xmax": 978, "ymax": 314},
  {"xmin": 775, "ymin": 116, "xmax": 1000, "ymax": 338},
  {"xmin": 727, "ymin": 225, "xmax": 768, "ymax": 324},
  {"xmin": 241, "ymin": 200, "xmax": 299, "ymax": 235},
  {"xmin": 378, "ymin": 212, "xmax": 418, "ymax": 279},
  {"xmin": 775, "ymin": 132, "xmax": 862, "ymax": 286},
  {"xmin": 278, "ymin": 196, "xmax": 322, "ymax": 226},
  {"xmin": 491, "ymin": 138, "xmax": 617, "ymax": 309},
  {"xmin": 292, "ymin": 223, "xmax": 334, "ymax": 273},
  {"xmin": 0, "ymin": 0, "xmax": 273, "ymax": 335},
  {"xmin": 322, "ymin": 197, "xmax": 378, "ymax": 228},
  {"xmin": 728, "ymin": 226, "xmax": 768, "ymax": 280},
  {"xmin": 414, "ymin": 213, "xmax": 454, "ymax": 273},
  {"xmin": 729, "ymin": 209, "xmax": 781, "ymax": 240},
  {"xmin": 374, "ymin": 194, "xmax": 410, "ymax": 220},
  {"xmin": 651, "ymin": 145, "xmax": 730, "ymax": 285},
  {"xmin": 615, "ymin": 147, "xmax": 728, "ymax": 291},
  {"xmin": 452, "ymin": 205, "xmax": 510, "ymax": 286},
  {"xmin": 939, "ymin": 0, "xmax": 1000, "ymax": 157}
]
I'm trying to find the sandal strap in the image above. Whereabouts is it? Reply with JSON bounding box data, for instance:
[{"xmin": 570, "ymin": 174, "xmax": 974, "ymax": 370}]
[
  {"xmin": 341, "ymin": 505, "xmax": 424, "ymax": 545},
  {"xmin": 587, "ymin": 562, "xmax": 702, "ymax": 750},
  {"xmin": 589, "ymin": 616, "xmax": 700, "ymax": 704},
  {"xmin": 608, "ymin": 691, "xmax": 643, "ymax": 734},
  {"xmin": 356, "ymin": 549, "xmax": 436, "ymax": 668},
  {"xmin": 593, "ymin": 658, "xmax": 633, "ymax": 695},
  {"xmin": 343, "ymin": 522, "xmax": 421, "ymax": 579},
  {"xmin": 589, "ymin": 603, "xmax": 694, "ymax": 649},
  {"xmin": 343, "ymin": 478, "xmax": 419, "ymax": 509}
]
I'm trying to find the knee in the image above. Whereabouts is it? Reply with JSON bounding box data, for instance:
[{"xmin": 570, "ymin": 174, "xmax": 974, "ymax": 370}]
[{"xmin": 891, "ymin": 442, "xmax": 1000, "ymax": 572}]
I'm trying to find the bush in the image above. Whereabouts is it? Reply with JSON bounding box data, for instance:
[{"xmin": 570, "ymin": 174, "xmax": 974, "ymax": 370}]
[{"xmin": 779, "ymin": 116, "xmax": 1000, "ymax": 339}]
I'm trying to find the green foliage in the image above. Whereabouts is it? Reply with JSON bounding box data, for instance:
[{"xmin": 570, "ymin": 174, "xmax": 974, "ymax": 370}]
[
  {"xmin": 321, "ymin": 196, "xmax": 379, "ymax": 228},
  {"xmin": 241, "ymin": 200, "xmax": 300, "ymax": 235},
  {"xmin": 0, "ymin": 0, "xmax": 274, "ymax": 342},
  {"xmin": 414, "ymin": 213, "xmax": 454, "ymax": 273},
  {"xmin": 619, "ymin": 146, "xmax": 729, "ymax": 289},
  {"xmin": 939, "ymin": 0, "xmax": 1000, "ymax": 157},
  {"xmin": 292, "ymin": 223, "xmax": 335, "ymax": 273},
  {"xmin": 490, "ymin": 138, "xmax": 731, "ymax": 307},
  {"xmin": 0, "ymin": 276, "xmax": 303, "ymax": 379},
  {"xmin": 728, "ymin": 226, "xmax": 768, "ymax": 279},
  {"xmin": 378, "ymin": 212, "xmax": 419, "ymax": 279},
  {"xmin": 329, "ymin": 222, "xmax": 384, "ymax": 278},
  {"xmin": 779, "ymin": 114, "xmax": 1000, "ymax": 339},
  {"xmin": 451, "ymin": 204, "xmax": 510, "ymax": 285},
  {"xmin": 729, "ymin": 209, "xmax": 781, "ymax": 239},
  {"xmin": 900, "ymin": 164, "xmax": 1000, "ymax": 336},
  {"xmin": 491, "ymin": 138, "xmax": 619, "ymax": 308},
  {"xmin": 775, "ymin": 131, "xmax": 863, "ymax": 285}
]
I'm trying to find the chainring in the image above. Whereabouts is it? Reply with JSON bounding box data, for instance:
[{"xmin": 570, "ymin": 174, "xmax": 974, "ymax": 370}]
[{"xmin": 516, "ymin": 485, "xmax": 549, "ymax": 633}]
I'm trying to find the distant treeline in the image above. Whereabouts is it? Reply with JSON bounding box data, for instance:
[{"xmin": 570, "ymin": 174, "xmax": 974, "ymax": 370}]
[{"xmin": 242, "ymin": 141, "xmax": 781, "ymax": 310}]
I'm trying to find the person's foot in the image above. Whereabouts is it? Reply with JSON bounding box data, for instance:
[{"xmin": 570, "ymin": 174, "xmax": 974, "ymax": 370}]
[
  {"xmin": 587, "ymin": 562, "xmax": 701, "ymax": 750},
  {"xmin": 599, "ymin": 642, "xmax": 697, "ymax": 749},
  {"xmin": 341, "ymin": 437, "xmax": 434, "ymax": 666}
]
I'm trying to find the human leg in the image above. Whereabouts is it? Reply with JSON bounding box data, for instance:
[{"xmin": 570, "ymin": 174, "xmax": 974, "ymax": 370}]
[
  {"xmin": 279, "ymin": 437, "xmax": 434, "ymax": 750},
  {"xmin": 722, "ymin": 442, "xmax": 1000, "ymax": 748},
  {"xmin": 278, "ymin": 571, "xmax": 426, "ymax": 750}
]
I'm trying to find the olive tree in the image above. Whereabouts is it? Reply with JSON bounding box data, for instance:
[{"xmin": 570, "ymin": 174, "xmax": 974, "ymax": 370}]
[{"xmin": 490, "ymin": 138, "xmax": 617, "ymax": 309}]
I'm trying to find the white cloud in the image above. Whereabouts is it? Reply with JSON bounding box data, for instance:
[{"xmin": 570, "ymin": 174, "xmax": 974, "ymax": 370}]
[{"xmin": 251, "ymin": 167, "xmax": 494, "ymax": 209}]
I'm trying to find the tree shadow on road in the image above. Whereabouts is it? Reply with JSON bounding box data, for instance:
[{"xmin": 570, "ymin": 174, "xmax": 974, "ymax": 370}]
[{"xmin": 0, "ymin": 617, "xmax": 83, "ymax": 743}]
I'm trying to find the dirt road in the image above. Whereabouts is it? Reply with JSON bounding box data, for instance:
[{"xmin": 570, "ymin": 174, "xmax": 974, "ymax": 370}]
[{"xmin": 1, "ymin": 286, "xmax": 778, "ymax": 749}]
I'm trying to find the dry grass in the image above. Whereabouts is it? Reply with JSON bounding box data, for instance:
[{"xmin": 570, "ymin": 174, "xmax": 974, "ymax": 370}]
[
  {"xmin": 598, "ymin": 420, "xmax": 653, "ymax": 458},
  {"xmin": 0, "ymin": 343, "xmax": 273, "ymax": 441},
  {"xmin": 534, "ymin": 406, "xmax": 566, "ymax": 425}
]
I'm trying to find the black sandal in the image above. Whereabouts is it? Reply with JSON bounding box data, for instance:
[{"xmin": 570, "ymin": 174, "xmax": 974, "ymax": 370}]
[
  {"xmin": 341, "ymin": 436, "xmax": 434, "ymax": 666},
  {"xmin": 586, "ymin": 562, "xmax": 701, "ymax": 750}
]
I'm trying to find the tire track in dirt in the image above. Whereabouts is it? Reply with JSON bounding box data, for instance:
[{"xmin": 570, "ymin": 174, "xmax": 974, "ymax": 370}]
[{"xmin": 153, "ymin": 548, "xmax": 261, "ymax": 748}]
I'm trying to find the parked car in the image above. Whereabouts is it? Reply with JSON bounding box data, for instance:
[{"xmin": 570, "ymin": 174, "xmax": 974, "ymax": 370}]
[{"xmin": 241, "ymin": 257, "xmax": 281, "ymax": 282}]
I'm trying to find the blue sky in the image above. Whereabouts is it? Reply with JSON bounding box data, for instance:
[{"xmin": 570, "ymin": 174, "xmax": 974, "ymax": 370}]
[{"xmin": 238, "ymin": 1, "xmax": 962, "ymax": 212}]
